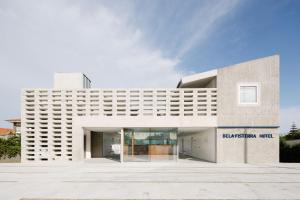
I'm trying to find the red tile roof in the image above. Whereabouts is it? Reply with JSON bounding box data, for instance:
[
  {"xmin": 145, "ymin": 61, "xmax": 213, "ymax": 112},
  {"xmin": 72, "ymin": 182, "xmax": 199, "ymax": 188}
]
[{"xmin": 0, "ymin": 128, "xmax": 13, "ymax": 136}]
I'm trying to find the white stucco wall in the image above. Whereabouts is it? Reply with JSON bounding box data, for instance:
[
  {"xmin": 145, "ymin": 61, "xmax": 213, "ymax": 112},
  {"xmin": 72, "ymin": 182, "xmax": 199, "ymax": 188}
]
[
  {"xmin": 217, "ymin": 55, "xmax": 279, "ymax": 126},
  {"xmin": 54, "ymin": 73, "xmax": 87, "ymax": 89},
  {"xmin": 216, "ymin": 128, "xmax": 279, "ymax": 163},
  {"xmin": 179, "ymin": 128, "xmax": 216, "ymax": 162},
  {"xmin": 215, "ymin": 55, "xmax": 280, "ymax": 164}
]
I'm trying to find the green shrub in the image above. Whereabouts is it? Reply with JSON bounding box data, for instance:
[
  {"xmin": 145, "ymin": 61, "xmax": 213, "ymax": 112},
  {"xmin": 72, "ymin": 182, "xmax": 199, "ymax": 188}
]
[
  {"xmin": 0, "ymin": 135, "xmax": 21, "ymax": 159},
  {"xmin": 285, "ymin": 133, "xmax": 300, "ymax": 140},
  {"xmin": 280, "ymin": 137, "xmax": 300, "ymax": 162}
]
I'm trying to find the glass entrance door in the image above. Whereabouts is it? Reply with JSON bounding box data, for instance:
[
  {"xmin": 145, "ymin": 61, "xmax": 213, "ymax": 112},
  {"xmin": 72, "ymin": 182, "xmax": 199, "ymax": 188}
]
[{"xmin": 123, "ymin": 129, "xmax": 177, "ymax": 162}]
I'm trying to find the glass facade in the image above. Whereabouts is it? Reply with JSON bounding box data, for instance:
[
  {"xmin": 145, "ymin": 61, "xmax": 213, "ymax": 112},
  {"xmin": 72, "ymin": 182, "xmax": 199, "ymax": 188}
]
[{"xmin": 123, "ymin": 129, "xmax": 178, "ymax": 161}]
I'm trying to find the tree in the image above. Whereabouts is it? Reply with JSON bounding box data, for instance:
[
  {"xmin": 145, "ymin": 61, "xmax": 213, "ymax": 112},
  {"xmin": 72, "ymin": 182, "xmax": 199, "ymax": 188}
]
[
  {"xmin": 286, "ymin": 122, "xmax": 300, "ymax": 140},
  {"xmin": 290, "ymin": 122, "xmax": 298, "ymax": 135},
  {"xmin": 0, "ymin": 134, "xmax": 21, "ymax": 159}
]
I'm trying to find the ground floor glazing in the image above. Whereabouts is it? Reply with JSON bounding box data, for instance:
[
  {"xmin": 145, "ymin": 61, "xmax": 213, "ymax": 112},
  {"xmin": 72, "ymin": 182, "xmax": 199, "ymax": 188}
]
[
  {"xmin": 123, "ymin": 129, "xmax": 177, "ymax": 161},
  {"xmin": 84, "ymin": 128, "xmax": 178, "ymax": 162},
  {"xmin": 84, "ymin": 127, "xmax": 217, "ymax": 162}
]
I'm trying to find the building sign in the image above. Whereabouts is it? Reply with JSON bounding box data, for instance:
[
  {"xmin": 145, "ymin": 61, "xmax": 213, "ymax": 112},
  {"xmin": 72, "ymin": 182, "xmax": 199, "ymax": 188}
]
[{"xmin": 222, "ymin": 133, "xmax": 274, "ymax": 139}]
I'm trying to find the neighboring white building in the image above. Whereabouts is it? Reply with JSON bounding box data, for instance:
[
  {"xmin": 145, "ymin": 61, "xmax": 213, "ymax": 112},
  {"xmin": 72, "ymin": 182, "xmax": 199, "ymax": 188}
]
[
  {"xmin": 21, "ymin": 55, "xmax": 280, "ymax": 163},
  {"xmin": 6, "ymin": 118, "xmax": 21, "ymax": 135}
]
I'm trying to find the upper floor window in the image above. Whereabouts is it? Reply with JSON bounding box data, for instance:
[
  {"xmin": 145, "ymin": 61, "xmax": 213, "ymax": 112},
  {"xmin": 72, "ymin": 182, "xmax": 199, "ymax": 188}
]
[{"xmin": 238, "ymin": 83, "xmax": 259, "ymax": 105}]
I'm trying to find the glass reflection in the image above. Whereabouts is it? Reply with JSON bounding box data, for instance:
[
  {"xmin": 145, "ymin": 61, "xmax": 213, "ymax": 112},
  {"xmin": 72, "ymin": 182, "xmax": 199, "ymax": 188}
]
[{"xmin": 123, "ymin": 129, "xmax": 177, "ymax": 162}]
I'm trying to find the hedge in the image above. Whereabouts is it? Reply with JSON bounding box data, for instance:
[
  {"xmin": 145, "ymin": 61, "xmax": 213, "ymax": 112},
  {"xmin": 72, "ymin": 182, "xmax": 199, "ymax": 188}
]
[
  {"xmin": 0, "ymin": 135, "xmax": 21, "ymax": 159},
  {"xmin": 280, "ymin": 137, "xmax": 300, "ymax": 162}
]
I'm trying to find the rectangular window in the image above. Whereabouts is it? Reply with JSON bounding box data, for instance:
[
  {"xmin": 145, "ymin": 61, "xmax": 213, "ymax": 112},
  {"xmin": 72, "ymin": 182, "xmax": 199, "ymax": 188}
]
[{"xmin": 239, "ymin": 84, "xmax": 259, "ymax": 105}]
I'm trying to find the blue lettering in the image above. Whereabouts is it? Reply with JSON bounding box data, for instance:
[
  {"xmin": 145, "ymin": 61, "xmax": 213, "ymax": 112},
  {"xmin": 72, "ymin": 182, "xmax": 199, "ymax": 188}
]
[
  {"xmin": 259, "ymin": 134, "xmax": 273, "ymax": 138},
  {"xmin": 222, "ymin": 133, "xmax": 273, "ymax": 139}
]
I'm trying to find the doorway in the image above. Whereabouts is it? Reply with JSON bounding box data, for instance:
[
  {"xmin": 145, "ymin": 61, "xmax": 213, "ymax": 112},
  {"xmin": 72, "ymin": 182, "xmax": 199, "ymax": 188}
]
[
  {"xmin": 87, "ymin": 131, "xmax": 121, "ymax": 162},
  {"xmin": 91, "ymin": 132, "xmax": 103, "ymax": 158}
]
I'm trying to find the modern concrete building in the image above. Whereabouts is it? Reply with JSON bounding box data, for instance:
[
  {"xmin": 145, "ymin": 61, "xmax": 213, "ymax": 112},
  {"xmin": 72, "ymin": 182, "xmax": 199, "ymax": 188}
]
[{"xmin": 21, "ymin": 55, "xmax": 280, "ymax": 163}]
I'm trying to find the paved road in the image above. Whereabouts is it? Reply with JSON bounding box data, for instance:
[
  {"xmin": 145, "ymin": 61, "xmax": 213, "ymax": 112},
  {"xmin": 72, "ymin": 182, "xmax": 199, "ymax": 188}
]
[{"xmin": 0, "ymin": 159, "xmax": 300, "ymax": 200}]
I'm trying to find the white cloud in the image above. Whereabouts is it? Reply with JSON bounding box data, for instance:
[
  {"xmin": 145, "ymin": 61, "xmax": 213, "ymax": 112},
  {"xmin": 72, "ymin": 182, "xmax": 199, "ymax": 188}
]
[
  {"xmin": 0, "ymin": 1, "xmax": 182, "ymax": 88},
  {"xmin": 0, "ymin": 0, "xmax": 183, "ymax": 127},
  {"xmin": 280, "ymin": 106, "xmax": 300, "ymax": 134},
  {"xmin": 0, "ymin": 0, "xmax": 241, "ymax": 127}
]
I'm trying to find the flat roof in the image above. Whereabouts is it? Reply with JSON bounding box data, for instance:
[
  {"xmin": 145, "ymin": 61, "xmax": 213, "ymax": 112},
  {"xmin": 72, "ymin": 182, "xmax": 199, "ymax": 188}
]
[
  {"xmin": 177, "ymin": 69, "xmax": 217, "ymax": 88},
  {"xmin": 6, "ymin": 118, "xmax": 21, "ymax": 123}
]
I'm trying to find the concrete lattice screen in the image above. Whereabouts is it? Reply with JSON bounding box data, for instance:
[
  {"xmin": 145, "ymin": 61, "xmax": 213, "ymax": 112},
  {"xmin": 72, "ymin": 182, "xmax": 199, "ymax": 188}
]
[{"xmin": 22, "ymin": 88, "xmax": 217, "ymax": 162}]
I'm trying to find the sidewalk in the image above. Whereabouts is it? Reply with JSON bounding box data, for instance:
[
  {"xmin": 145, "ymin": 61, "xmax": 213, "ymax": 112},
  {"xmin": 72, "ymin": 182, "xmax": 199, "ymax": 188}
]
[{"xmin": 0, "ymin": 161, "xmax": 299, "ymax": 200}]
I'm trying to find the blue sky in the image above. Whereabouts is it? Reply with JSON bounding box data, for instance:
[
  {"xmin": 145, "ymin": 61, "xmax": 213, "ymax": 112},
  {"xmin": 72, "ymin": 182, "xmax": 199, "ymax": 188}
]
[
  {"xmin": 180, "ymin": 0, "xmax": 300, "ymax": 107},
  {"xmin": 0, "ymin": 0, "xmax": 299, "ymax": 132}
]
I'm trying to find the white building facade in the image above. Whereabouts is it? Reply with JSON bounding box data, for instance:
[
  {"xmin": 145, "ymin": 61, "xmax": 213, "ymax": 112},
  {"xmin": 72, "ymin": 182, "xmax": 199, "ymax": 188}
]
[{"xmin": 21, "ymin": 55, "xmax": 280, "ymax": 163}]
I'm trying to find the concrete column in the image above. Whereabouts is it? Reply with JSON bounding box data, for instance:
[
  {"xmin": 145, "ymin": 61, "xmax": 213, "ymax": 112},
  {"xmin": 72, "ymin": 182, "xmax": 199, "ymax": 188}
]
[
  {"xmin": 120, "ymin": 128, "xmax": 124, "ymax": 163},
  {"xmin": 176, "ymin": 142, "xmax": 179, "ymax": 161},
  {"xmin": 72, "ymin": 125, "xmax": 85, "ymax": 162},
  {"xmin": 85, "ymin": 130, "xmax": 91, "ymax": 159}
]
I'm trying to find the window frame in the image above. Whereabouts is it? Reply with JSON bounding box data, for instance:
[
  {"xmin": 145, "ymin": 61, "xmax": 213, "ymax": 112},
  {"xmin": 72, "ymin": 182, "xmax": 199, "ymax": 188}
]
[{"xmin": 237, "ymin": 82, "xmax": 260, "ymax": 106}]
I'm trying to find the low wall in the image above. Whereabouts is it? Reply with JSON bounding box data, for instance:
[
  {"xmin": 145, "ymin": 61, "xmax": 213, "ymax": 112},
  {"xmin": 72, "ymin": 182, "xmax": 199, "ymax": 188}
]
[
  {"xmin": 0, "ymin": 155, "xmax": 21, "ymax": 163},
  {"xmin": 286, "ymin": 139, "xmax": 300, "ymax": 147}
]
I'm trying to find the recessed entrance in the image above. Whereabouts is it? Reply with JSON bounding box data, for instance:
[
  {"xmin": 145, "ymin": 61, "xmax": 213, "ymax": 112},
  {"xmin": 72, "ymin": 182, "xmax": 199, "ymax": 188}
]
[
  {"xmin": 178, "ymin": 128, "xmax": 216, "ymax": 162},
  {"xmin": 91, "ymin": 132, "xmax": 103, "ymax": 158},
  {"xmin": 85, "ymin": 130, "xmax": 121, "ymax": 162}
]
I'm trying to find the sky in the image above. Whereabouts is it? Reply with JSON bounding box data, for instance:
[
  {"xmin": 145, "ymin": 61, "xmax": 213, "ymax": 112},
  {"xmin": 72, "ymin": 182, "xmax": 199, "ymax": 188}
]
[{"xmin": 0, "ymin": 0, "xmax": 299, "ymax": 133}]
